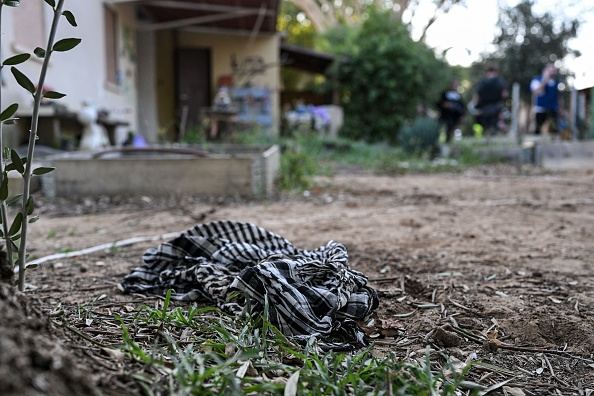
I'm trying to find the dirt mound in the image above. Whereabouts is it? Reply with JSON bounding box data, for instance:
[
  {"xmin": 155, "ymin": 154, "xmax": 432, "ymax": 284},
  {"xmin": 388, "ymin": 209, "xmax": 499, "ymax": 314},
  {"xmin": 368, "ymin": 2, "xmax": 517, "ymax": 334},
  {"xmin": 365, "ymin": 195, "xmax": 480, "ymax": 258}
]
[{"xmin": 0, "ymin": 285, "xmax": 101, "ymax": 396}]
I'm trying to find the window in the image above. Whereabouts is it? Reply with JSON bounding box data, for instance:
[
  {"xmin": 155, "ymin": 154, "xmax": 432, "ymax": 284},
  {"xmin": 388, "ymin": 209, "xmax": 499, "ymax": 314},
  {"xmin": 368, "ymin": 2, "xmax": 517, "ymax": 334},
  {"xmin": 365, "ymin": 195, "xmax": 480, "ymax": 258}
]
[
  {"xmin": 104, "ymin": 5, "xmax": 119, "ymax": 86},
  {"xmin": 14, "ymin": 0, "xmax": 45, "ymax": 50}
]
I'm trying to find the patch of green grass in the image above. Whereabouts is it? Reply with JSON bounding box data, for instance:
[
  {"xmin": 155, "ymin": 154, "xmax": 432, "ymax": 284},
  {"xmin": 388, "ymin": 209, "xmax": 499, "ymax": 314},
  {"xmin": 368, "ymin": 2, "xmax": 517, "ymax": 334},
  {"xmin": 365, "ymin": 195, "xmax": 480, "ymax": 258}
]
[
  {"xmin": 115, "ymin": 291, "xmax": 479, "ymax": 395},
  {"xmin": 255, "ymin": 133, "xmax": 511, "ymax": 192},
  {"xmin": 308, "ymin": 135, "xmax": 510, "ymax": 175}
]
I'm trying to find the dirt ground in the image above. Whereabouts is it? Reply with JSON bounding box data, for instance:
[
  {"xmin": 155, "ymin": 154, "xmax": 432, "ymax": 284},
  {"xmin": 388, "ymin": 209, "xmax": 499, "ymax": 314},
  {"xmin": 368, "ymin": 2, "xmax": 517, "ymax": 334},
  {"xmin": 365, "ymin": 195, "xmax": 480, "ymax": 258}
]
[{"xmin": 2, "ymin": 164, "xmax": 594, "ymax": 395}]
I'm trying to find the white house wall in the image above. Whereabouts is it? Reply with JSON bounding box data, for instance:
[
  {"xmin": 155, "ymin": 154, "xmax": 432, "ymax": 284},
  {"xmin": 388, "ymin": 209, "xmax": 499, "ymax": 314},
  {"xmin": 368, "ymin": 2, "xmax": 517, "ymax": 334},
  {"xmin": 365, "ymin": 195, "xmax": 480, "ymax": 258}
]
[
  {"xmin": 1, "ymin": 1, "xmax": 138, "ymax": 147},
  {"xmin": 1, "ymin": 1, "xmax": 281, "ymax": 149}
]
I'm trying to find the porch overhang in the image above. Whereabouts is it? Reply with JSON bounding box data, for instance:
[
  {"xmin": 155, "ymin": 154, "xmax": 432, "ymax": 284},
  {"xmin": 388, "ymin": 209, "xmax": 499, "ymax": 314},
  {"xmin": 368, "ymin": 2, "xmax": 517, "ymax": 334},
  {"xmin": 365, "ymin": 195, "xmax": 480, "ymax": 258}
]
[
  {"xmin": 280, "ymin": 42, "xmax": 338, "ymax": 75},
  {"xmin": 107, "ymin": 0, "xmax": 280, "ymax": 35}
]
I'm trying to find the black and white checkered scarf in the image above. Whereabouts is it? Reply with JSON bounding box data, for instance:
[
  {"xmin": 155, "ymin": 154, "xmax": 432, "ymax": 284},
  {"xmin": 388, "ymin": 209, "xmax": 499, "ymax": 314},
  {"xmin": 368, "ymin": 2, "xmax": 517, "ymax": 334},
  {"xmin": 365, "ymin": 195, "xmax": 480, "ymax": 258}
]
[{"xmin": 120, "ymin": 221, "xmax": 379, "ymax": 351}]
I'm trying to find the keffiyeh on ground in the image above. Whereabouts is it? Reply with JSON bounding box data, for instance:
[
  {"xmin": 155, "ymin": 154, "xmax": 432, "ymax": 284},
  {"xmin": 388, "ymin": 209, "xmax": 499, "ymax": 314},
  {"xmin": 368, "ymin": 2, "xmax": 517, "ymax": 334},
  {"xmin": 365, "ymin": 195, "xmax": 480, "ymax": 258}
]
[{"xmin": 120, "ymin": 221, "xmax": 379, "ymax": 351}]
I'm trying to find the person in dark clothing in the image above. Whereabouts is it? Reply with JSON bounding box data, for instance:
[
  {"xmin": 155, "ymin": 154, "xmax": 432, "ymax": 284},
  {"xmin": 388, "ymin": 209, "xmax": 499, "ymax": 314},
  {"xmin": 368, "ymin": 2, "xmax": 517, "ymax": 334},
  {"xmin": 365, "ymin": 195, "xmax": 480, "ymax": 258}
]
[
  {"xmin": 437, "ymin": 79, "xmax": 465, "ymax": 143},
  {"xmin": 472, "ymin": 65, "xmax": 508, "ymax": 135}
]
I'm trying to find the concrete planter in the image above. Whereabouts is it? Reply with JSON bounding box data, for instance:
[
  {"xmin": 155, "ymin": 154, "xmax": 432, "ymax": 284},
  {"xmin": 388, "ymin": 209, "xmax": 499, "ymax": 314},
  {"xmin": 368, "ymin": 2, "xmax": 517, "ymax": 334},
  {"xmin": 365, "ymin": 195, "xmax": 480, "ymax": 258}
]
[{"xmin": 43, "ymin": 144, "xmax": 280, "ymax": 198}]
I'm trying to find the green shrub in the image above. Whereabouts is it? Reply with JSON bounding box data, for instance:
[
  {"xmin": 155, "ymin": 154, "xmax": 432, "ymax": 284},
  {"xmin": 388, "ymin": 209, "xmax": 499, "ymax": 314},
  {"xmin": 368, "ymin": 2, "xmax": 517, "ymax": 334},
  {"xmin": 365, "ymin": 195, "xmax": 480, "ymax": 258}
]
[
  {"xmin": 398, "ymin": 116, "xmax": 440, "ymax": 156},
  {"xmin": 324, "ymin": 10, "xmax": 451, "ymax": 143},
  {"xmin": 278, "ymin": 144, "xmax": 318, "ymax": 191}
]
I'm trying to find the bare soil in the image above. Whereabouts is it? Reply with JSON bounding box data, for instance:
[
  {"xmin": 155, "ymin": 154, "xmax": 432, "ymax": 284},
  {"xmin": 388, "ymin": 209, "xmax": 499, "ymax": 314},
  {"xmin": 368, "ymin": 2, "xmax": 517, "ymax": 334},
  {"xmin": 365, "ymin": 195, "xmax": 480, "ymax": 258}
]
[{"xmin": 2, "ymin": 165, "xmax": 594, "ymax": 395}]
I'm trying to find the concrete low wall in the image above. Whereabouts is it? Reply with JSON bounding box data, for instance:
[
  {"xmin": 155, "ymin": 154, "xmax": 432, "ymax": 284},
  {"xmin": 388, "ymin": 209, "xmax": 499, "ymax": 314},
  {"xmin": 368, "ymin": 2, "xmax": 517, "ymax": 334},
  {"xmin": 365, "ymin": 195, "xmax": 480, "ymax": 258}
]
[
  {"xmin": 43, "ymin": 144, "xmax": 280, "ymax": 198},
  {"xmin": 536, "ymin": 141, "xmax": 594, "ymax": 169}
]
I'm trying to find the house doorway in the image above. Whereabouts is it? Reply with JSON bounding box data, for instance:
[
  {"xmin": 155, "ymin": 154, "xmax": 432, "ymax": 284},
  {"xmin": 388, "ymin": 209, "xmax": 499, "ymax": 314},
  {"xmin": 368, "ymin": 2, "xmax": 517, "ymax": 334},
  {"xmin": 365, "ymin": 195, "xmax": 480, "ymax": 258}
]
[{"xmin": 175, "ymin": 48, "xmax": 211, "ymax": 137}]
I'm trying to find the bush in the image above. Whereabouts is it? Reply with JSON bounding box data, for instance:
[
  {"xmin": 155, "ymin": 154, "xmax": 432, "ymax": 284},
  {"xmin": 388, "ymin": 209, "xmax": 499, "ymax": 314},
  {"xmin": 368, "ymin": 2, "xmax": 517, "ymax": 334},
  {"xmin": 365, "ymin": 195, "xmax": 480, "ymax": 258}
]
[
  {"xmin": 278, "ymin": 143, "xmax": 318, "ymax": 191},
  {"xmin": 398, "ymin": 116, "xmax": 440, "ymax": 156},
  {"xmin": 323, "ymin": 10, "xmax": 451, "ymax": 143}
]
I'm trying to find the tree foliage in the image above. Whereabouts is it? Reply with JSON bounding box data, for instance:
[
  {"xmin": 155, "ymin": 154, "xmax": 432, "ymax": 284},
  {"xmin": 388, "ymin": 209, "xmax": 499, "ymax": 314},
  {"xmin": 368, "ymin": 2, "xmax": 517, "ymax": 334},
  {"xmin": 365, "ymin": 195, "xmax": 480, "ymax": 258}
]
[
  {"xmin": 327, "ymin": 10, "xmax": 450, "ymax": 143},
  {"xmin": 277, "ymin": 2, "xmax": 318, "ymax": 91},
  {"xmin": 287, "ymin": 0, "xmax": 465, "ymax": 39},
  {"xmin": 479, "ymin": 0, "xmax": 579, "ymax": 101}
]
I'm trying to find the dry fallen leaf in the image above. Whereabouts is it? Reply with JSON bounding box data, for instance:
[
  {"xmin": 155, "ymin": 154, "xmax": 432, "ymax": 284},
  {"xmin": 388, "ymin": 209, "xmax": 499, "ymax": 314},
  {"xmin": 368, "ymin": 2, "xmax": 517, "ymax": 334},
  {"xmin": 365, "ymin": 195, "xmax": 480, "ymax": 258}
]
[
  {"xmin": 225, "ymin": 342, "xmax": 237, "ymax": 358},
  {"xmin": 502, "ymin": 386, "xmax": 526, "ymax": 395},
  {"xmin": 236, "ymin": 360, "xmax": 257, "ymax": 378},
  {"xmin": 284, "ymin": 370, "xmax": 300, "ymax": 396},
  {"xmin": 101, "ymin": 347, "xmax": 125, "ymax": 362}
]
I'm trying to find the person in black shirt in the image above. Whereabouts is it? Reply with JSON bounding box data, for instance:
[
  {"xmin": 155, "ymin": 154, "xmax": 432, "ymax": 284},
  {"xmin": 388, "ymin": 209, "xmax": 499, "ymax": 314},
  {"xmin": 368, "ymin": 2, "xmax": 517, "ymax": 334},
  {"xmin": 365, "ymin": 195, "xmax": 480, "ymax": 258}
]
[
  {"xmin": 437, "ymin": 79, "xmax": 465, "ymax": 143},
  {"xmin": 472, "ymin": 65, "xmax": 508, "ymax": 135}
]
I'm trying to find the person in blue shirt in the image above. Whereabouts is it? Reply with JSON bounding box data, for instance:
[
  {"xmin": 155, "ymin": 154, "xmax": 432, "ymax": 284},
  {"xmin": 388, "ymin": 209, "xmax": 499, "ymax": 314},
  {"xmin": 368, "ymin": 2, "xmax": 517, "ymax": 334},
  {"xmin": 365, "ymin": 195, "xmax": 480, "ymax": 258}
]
[{"xmin": 530, "ymin": 63, "xmax": 559, "ymax": 136}]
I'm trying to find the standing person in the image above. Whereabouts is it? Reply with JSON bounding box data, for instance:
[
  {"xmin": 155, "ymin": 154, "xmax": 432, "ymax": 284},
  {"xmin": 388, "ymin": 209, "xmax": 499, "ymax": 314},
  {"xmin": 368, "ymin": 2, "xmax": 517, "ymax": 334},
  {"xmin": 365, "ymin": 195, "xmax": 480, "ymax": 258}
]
[
  {"xmin": 471, "ymin": 65, "xmax": 508, "ymax": 135},
  {"xmin": 437, "ymin": 79, "xmax": 465, "ymax": 143},
  {"xmin": 530, "ymin": 63, "xmax": 559, "ymax": 136}
]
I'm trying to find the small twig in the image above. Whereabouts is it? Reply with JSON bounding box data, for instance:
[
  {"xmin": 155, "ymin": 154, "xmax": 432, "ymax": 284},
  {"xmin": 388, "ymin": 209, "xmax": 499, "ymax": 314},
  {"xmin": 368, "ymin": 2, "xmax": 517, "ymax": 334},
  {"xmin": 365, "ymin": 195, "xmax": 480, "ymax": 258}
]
[
  {"xmin": 76, "ymin": 284, "xmax": 117, "ymax": 292},
  {"xmin": 448, "ymin": 296, "xmax": 485, "ymax": 317},
  {"xmin": 82, "ymin": 349, "xmax": 122, "ymax": 372},
  {"xmin": 441, "ymin": 323, "xmax": 487, "ymax": 343},
  {"xmin": 441, "ymin": 323, "xmax": 593, "ymax": 363},
  {"xmin": 505, "ymin": 382, "xmax": 577, "ymax": 392},
  {"xmin": 543, "ymin": 354, "xmax": 555, "ymax": 377},
  {"xmin": 423, "ymin": 328, "xmax": 435, "ymax": 344},
  {"xmin": 514, "ymin": 365, "xmax": 534, "ymax": 376},
  {"xmin": 496, "ymin": 344, "xmax": 594, "ymax": 363},
  {"xmin": 53, "ymin": 319, "xmax": 114, "ymax": 349},
  {"xmin": 368, "ymin": 276, "xmax": 402, "ymax": 282},
  {"xmin": 543, "ymin": 354, "xmax": 571, "ymax": 388}
]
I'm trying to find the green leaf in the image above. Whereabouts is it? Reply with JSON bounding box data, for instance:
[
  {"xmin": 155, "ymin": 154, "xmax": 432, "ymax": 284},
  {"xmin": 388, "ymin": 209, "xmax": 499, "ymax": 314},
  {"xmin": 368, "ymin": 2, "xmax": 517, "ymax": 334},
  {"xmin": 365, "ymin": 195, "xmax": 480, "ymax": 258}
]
[
  {"xmin": 42, "ymin": 91, "xmax": 66, "ymax": 99},
  {"xmin": 9, "ymin": 239, "xmax": 18, "ymax": 253},
  {"xmin": 44, "ymin": 0, "xmax": 55, "ymax": 7},
  {"xmin": 6, "ymin": 194, "xmax": 23, "ymax": 207},
  {"xmin": 28, "ymin": 215, "xmax": 40, "ymax": 224},
  {"xmin": 32, "ymin": 167, "xmax": 55, "ymax": 175},
  {"xmin": 0, "ymin": 103, "xmax": 18, "ymax": 122},
  {"xmin": 0, "ymin": 175, "xmax": 8, "ymax": 201},
  {"xmin": 52, "ymin": 38, "xmax": 81, "ymax": 52},
  {"xmin": 2, "ymin": 53, "xmax": 30, "ymax": 66},
  {"xmin": 25, "ymin": 196, "xmax": 34, "ymax": 215},
  {"xmin": 5, "ymin": 156, "xmax": 25, "ymax": 172},
  {"xmin": 3, "ymin": 1, "xmax": 20, "ymax": 7},
  {"xmin": 10, "ymin": 67, "xmax": 35, "ymax": 94},
  {"xmin": 62, "ymin": 10, "xmax": 77, "ymax": 27},
  {"xmin": 34, "ymin": 47, "xmax": 46, "ymax": 59},
  {"xmin": 3, "ymin": 118, "xmax": 18, "ymax": 125},
  {"xmin": 8, "ymin": 212, "xmax": 22, "ymax": 237},
  {"xmin": 10, "ymin": 149, "xmax": 24, "ymax": 174},
  {"xmin": 10, "ymin": 233, "xmax": 21, "ymax": 241},
  {"xmin": 3, "ymin": 147, "xmax": 9, "ymax": 159}
]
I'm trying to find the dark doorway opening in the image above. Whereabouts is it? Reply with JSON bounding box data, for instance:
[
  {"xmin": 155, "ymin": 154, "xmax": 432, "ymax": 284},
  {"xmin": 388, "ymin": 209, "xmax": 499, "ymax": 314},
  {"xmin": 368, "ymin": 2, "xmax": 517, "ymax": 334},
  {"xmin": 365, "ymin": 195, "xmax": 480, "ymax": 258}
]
[{"xmin": 175, "ymin": 48, "xmax": 211, "ymax": 136}]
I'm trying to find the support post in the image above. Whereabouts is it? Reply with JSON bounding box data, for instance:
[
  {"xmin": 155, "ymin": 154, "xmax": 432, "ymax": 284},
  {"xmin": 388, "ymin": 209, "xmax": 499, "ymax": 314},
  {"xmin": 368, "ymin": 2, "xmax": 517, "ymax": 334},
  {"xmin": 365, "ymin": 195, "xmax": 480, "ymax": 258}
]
[
  {"xmin": 590, "ymin": 87, "xmax": 594, "ymax": 139},
  {"xmin": 510, "ymin": 82, "xmax": 520, "ymax": 143}
]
